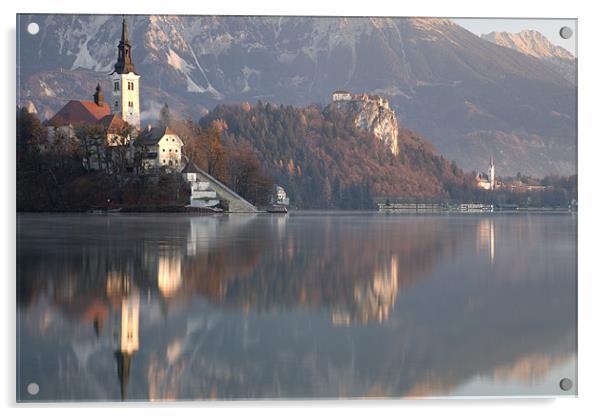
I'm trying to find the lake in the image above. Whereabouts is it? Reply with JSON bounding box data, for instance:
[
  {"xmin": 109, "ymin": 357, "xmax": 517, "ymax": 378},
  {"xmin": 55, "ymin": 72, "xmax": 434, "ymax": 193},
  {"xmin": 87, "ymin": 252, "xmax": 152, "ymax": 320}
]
[{"xmin": 16, "ymin": 212, "xmax": 577, "ymax": 401}]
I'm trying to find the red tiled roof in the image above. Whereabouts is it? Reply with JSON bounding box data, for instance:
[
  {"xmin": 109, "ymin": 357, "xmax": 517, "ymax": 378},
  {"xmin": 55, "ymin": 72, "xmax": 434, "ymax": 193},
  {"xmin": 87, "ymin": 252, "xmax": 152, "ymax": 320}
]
[
  {"xmin": 98, "ymin": 114, "xmax": 127, "ymax": 132},
  {"xmin": 46, "ymin": 100, "xmax": 111, "ymax": 127}
]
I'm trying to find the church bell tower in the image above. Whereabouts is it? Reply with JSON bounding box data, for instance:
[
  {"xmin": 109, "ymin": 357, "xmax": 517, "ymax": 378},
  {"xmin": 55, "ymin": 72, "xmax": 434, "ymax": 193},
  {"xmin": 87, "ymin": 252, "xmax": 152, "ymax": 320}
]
[
  {"xmin": 110, "ymin": 16, "xmax": 140, "ymax": 130},
  {"xmin": 488, "ymin": 156, "xmax": 495, "ymax": 190}
]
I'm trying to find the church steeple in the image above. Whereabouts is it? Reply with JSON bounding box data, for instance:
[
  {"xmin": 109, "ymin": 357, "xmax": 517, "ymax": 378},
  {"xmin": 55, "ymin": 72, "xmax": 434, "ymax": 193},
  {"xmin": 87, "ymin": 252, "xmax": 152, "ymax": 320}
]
[
  {"xmin": 110, "ymin": 15, "xmax": 141, "ymax": 129},
  {"xmin": 113, "ymin": 16, "xmax": 136, "ymax": 75},
  {"xmin": 93, "ymin": 83, "xmax": 104, "ymax": 106},
  {"xmin": 488, "ymin": 155, "xmax": 495, "ymax": 190}
]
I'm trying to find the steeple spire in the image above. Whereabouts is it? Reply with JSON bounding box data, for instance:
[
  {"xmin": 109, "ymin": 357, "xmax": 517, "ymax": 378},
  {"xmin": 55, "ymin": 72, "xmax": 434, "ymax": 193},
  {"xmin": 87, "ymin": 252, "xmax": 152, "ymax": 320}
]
[
  {"xmin": 113, "ymin": 16, "xmax": 136, "ymax": 74},
  {"xmin": 121, "ymin": 15, "xmax": 129, "ymax": 44},
  {"xmin": 93, "ymin": 83, "xmax": 104, "ymax": 106}
]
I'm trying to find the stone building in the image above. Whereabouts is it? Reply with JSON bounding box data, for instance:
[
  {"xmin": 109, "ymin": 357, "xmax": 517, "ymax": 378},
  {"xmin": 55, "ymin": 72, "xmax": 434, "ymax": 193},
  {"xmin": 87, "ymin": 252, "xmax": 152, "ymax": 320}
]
[
  {"xmin": 332, "ymin": 90, "xmax": 352, "ymax": 101},
  {"xmin": 136, "ymin": 125, "xmax": 183, "ymax": 171}
]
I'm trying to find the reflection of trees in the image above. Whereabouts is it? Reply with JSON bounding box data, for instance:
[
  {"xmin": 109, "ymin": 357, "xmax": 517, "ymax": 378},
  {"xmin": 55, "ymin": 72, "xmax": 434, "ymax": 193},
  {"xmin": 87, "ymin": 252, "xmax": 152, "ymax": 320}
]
[
  {"xmin": 196, "ymin": 217, "xmax": 463, "ymax": 325},
  {"xmin": 17, "ymin": 214, "xmax": 577, "ymax": 400},
  {"xmin": 17, "ymin": 215, "xmax": 464, "ymax": 327}
]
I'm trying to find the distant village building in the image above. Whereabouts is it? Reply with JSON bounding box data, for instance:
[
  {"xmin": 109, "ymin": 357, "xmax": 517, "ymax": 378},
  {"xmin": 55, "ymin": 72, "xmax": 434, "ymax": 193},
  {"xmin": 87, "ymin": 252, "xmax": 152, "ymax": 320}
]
[
  {"xmin": 136, "ymin": 125, "xmax": 183, "ymax": 171},
  {"xmin": 272, "ymin": 185, "xmax": 290, "ymax": 206},
  {"xmin": 476, "ymin": 156, "xmax": 496, "ymax": 190}
]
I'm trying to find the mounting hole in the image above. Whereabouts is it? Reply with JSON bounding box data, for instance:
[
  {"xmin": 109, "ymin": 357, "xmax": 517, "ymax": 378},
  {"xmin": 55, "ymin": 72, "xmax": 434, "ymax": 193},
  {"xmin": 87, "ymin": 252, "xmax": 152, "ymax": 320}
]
[
  {"xmin": 27, "ymin": 22, "xmax": 40, "ymax": 35},
  {"xmin": 559, "ymin": 378, "xmax": 573, "ymax": 391},
  {"xmin": 559, "ymin": 26, "xmax": 573, "ymax": 40},
  {"xmin": 27, "ymin": 382, "xmax": 39, "ymax": 395}
]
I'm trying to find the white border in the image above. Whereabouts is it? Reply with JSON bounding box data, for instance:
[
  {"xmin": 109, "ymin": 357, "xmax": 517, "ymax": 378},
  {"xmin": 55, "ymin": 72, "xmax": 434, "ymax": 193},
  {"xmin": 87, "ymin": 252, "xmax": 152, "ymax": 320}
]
[{"xmin": 2, "ymin": 0, "xmax": 601, "ymax": 414}]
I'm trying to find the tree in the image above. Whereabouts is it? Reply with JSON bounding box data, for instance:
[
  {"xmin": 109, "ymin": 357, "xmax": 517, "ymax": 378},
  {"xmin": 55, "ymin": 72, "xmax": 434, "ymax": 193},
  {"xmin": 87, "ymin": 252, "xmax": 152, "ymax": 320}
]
[
  {"xmin": 75, "ymin": 124, "xmax": 106, "ymax": 172},
  {"xmin": 104, "ymin": 123, "xmax": 133, "ymax": 176},
  {"xmin": 226, "ymin": 140, "xmax": 273, "ymax": 206},
  {"xmin": 17, "ymin": 107, "xmax": 47, "ymax": 170},
  {"xmin": 159, "ymin": 103, "xmax": 171, "ymax": 128}
]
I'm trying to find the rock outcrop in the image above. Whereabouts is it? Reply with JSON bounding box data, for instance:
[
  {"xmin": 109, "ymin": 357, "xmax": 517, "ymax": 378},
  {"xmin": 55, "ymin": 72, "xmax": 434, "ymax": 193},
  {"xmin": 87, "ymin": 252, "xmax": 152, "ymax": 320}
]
[{"xmin": 332, "ymin": 94, "xmax": 399, "ymax": 155}]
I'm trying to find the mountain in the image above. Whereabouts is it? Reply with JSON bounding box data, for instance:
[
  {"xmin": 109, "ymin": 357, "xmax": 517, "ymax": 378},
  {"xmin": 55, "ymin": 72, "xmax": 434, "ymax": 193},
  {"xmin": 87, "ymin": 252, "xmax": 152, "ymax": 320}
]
[
  {"xmin": 481, "ymin": 30, "xmax": 573, "ymax": 60},
  {"xmin": 481, "ymin": 30, "xmax": 576, "ymax": 83},
  {"xmin": 17, "ymin": 15, "xmax": 577, "ymax": 177}
]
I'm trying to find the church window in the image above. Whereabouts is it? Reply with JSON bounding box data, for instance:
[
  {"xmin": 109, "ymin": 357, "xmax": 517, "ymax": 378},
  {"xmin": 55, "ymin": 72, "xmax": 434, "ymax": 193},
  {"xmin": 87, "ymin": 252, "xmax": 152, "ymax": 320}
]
[
  {"xmin": 114, "ymin": 82, "xmax": 119, "ymax": 91},
  {"xmin": 114, "ymin": 101, "xmax": 118, "ymax": 109}
]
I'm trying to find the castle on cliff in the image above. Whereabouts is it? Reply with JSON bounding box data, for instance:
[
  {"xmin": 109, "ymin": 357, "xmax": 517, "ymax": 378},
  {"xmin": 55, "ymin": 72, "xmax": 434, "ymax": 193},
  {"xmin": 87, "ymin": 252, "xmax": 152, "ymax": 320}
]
[{"xmin": 331, "ymin": 90, "xmax": 399, "ymax": 155}]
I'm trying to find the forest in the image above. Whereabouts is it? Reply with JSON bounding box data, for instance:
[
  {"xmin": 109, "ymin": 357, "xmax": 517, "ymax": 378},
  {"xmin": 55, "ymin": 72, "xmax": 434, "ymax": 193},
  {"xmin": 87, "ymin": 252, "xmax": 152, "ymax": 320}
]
[
  {"xmin": 16, "ymin": 102, "xmax": 577, "ymax": 212},
  {"xmin": 200, "ymin": 101, "xmax": 477, "ymax": 209}
]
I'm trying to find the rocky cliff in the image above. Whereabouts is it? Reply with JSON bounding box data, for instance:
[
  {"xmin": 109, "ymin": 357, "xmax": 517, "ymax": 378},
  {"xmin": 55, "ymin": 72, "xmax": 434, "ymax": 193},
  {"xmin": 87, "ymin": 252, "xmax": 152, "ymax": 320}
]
[{"xmin": 332, "ymin": 95, "xmax": 399, "ymax": 155}]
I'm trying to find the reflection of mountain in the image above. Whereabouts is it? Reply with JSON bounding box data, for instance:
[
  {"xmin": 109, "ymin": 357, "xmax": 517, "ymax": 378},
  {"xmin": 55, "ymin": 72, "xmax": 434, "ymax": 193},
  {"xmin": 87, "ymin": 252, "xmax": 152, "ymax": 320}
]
[
  {"xmin": 190, "ymin": 216, "xmax": 463, "ymax": 325},
  {"xmin": 17, "ymin": 214, "xmax": 576, "ymax": 400}
]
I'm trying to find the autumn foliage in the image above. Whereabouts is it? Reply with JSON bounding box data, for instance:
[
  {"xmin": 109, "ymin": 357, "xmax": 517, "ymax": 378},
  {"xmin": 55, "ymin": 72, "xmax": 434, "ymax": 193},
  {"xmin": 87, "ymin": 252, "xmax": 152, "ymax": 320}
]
[{"xmin": 201, "ymin": 101, "xmax": 475, "ymax": 208}]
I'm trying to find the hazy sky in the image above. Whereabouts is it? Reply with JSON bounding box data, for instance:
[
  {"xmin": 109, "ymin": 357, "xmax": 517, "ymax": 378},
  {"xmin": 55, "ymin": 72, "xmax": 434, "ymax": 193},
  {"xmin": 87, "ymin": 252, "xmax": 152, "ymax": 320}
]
[{"xmin": 452, "ymin": 18, "xmax": 577, "ymax": 55}]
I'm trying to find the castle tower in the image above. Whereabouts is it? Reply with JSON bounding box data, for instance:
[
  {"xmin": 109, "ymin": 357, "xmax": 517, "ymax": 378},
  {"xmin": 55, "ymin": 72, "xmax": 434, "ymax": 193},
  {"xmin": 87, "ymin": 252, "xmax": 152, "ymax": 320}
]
[
  {"xmin": 110, "ymin": 16, "xmax": 140, "ymax": 130},
  {"xmin": 488, "ymin": 156, "xmax": 495, "ymax": 190}
]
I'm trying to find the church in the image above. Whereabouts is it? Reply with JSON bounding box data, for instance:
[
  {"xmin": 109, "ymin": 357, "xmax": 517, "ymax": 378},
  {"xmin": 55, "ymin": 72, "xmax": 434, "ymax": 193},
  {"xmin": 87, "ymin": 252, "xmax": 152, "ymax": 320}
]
[
  {"xmin": 45, "ymin": 16, "xmax": 183, "ymax": 171},
  {"xmin": 476, "ymin": 156, "xmax": 496, "ymax": 190}
]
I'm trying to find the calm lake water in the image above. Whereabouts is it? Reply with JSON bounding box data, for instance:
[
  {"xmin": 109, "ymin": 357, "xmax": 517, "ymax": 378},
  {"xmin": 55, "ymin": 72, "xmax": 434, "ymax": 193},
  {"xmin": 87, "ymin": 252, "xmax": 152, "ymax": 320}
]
[{"xmin": 16, "ymin": 213, "xmax": 577, "ymax": 401}]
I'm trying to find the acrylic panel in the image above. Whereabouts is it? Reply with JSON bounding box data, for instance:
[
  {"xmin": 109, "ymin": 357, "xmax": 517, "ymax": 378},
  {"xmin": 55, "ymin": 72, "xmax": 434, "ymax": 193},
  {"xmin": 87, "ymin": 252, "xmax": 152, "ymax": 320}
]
[{"xmin": 16, "ymin": 14, "xmax": 577, "ymax": 402}]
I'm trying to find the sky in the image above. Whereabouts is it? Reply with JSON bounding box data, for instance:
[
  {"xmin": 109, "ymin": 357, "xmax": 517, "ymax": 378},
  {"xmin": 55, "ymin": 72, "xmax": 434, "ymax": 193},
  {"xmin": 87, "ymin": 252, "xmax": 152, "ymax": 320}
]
[{"xmin": 452, "ymin": 18, "xmax": 577, "ymax": 55}]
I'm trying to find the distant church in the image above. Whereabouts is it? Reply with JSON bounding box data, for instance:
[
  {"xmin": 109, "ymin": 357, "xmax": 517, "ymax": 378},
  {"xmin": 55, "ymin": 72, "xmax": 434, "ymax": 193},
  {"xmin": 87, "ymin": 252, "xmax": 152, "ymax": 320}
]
[{"xmin": 476, "ymin": 156, "xmax": 496, "ymax": 190}]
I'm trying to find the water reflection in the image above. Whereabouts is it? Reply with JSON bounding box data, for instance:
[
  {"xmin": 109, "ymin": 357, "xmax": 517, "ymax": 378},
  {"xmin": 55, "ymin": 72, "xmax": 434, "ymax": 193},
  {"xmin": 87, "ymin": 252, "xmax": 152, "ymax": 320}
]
[
  {"xmin": 16, "ymin": 213, "xmax": 577, "ymax": 400},
  {"xmin": 114, "ymin": 288, "xmax": 140, "ymax": 400},
  {"xmin": 477, "ymin": 219, "xmax": 495, "ymax": 264}
]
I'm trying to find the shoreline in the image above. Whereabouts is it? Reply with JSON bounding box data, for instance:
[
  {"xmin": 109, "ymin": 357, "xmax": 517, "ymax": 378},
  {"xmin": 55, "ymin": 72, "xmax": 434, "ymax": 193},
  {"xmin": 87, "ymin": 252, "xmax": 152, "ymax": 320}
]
[{"xmin": 15, "ymin": 208, "xmax": 576, "ymax": 215}]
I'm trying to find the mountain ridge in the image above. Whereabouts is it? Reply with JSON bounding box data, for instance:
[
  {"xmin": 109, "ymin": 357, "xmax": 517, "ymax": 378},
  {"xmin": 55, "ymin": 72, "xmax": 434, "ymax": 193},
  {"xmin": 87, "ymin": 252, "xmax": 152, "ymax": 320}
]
[
  {"xmin": 481, "ymin": 30, "xmax": 576, "ymax": 83},
  {"xmin": 18, "ymin": 15, "xmax": 576, "ymax": 177}
]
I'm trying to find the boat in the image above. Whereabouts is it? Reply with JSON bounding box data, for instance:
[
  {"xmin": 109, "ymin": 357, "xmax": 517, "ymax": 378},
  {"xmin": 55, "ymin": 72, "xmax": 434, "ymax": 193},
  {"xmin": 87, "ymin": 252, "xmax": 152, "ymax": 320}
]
[
  {"xmin": 267, "ymin": 205, "xmax": 288, "ymax": 214},
  {"xmin": 87, "ymin": 208, "xmax": 122, "ymax": 214}
]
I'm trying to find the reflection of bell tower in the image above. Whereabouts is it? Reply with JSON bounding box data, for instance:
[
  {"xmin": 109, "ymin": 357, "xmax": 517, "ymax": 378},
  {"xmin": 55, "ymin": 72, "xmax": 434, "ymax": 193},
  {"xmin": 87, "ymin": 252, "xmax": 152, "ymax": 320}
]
[
  {"xmin": 477, "ymin": 220, "xmax": 495, "ymax": 264},
  {"xmin": 114, "ymin": 289, "xmax": 140, "ymax": 400}
]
